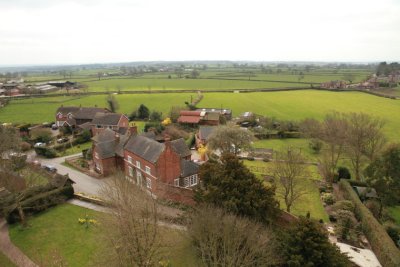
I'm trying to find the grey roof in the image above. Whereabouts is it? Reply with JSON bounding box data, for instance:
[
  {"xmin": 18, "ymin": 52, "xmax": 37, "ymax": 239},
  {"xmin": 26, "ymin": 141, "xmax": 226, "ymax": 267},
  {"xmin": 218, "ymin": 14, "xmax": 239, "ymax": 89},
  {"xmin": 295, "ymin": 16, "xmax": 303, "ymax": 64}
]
[
  {"xmin": 97, "ymin": 140, "xmax": 117, "ymax": 159},
  {"xmin": 92, "ymin": 113, "xmax": 124, "ymax": 126},
  {"xmin": 73, "ymin": 108, "xmax": 109, "ymax": 120},
  {"xmin": 115, "ymin": 134, "xmax": 131, "ymax": 157},
  {"xmin": 92, "ymin": 128, "xmax": 116, "ymax": 143},
  {"xmin": 199, "ymin": 126, "xmax": 216, "ymax": 141},
  {"xmin": 142, "ymin": 131, "xmax": 156, "ymax": 140},
  {"xmin": 180, "ymin": 160, "xmax": 199, "ymax": 177},
  {"xmin": 124, "ymin": 135, "xmax": 165, "ymax": 163},
  {"xmin": 171, "ymin": 138, "xmax": 191, "ymax": 158},
  {"xmin": 78, "ymin": 122, "xmax": 92, "ymax": 131},
  {"xmin": 56, "ymin": 106, "xmax": 80, "ymax": 115}
]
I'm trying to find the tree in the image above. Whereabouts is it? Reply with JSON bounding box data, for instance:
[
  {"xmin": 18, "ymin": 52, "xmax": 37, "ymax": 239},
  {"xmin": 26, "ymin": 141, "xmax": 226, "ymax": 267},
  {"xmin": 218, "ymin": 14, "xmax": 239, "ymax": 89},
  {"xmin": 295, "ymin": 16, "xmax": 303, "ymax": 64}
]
[
  {"xmin": 106, "ymin": 94, "xmax": 119, "ymax": 113},
  {"xmin": 282, "ymin": 217, "xmax": 351, "ymax": 267},
  {"xmin": 365, "ymin": 143, "xmax": 400, "ymax": 206},
  {"xmin": 344, "ymin": 112, "xmax": 386, "ymax": 180},
  {"xmin": 190, "ymin": 69, "xmax": 200, "ymax": 79},
  {"xmin": 137, "ymin": 104, "xmax": 150, "ymax": 120},
  {"xmin": 149, "ymin": 110, "xmax": 162, "ymax": 121},
  {"xmin": 342, "ymin": 73, "xmax": 355, "ymax": 83},
  {"xmin": 196, "ymin": 153, "xmax": 279, "ymax": 223},
  {"xmin": 97, "ymin": 173, "xmax": 163, "ymax": 267},
  {"xmin": 272, "ymin": 149, "xmax": 309, "ymax": 213},
  {"xmin": 207, "ymin": 125, "xmax": 253, "ymax": 155},
  {"xmin": 188, "ymin": 205, "xmax": 282, "ymax": 267}
]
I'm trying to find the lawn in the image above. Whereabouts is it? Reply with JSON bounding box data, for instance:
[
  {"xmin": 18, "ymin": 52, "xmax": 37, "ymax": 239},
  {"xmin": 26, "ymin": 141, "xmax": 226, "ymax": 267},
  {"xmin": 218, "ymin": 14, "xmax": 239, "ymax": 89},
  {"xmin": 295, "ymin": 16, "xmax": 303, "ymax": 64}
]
[
  {"xmin": 243, "ymin": 160, "xmax": 329, "ymax": 222},
  {"xmin": 0, "ymin": 252, "xmax": 15, "ymax": 267},
  {"xmin": 0, "ymin": 93, "xmax": 195, "ymax": 124},
  {"xmin": 9, "ymin": 204, "xmax": 199, "ymax": 267},
  {"xmin": 387, "ymin": 206, "xmax": 400, "ymax": 226},
  {"xmin": 253, "ymin": 138, "xmax": 317, "ymax": 161},
  {"xmin": 201, "ymin": 90, "xmax": 400, "ymax": 140},
  {"xmin": 59, "ymin": 141, "xmax": 92, "ymax": 157}
]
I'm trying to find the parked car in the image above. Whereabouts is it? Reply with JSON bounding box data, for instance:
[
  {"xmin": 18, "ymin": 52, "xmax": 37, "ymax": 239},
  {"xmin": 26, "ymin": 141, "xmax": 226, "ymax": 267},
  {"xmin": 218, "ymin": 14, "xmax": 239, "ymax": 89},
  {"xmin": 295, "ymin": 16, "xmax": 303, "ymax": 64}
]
[
  {"xmin": 57, "ymin": 137, "xmax": 69, "ymax": 144},
  {"xmin": 42, "ymin": 164, "xmax": 57, "ymax": 173},
  {"xmin": 34, "ymin": 142, "xmax": 46, "ymax": 147}
]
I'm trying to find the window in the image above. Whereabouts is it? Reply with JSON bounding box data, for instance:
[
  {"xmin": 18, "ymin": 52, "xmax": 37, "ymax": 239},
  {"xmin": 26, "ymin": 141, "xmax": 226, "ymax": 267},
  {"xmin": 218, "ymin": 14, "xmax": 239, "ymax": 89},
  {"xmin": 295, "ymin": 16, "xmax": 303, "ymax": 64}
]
[
  {"xmin": 174, "ymin": 178, "xmax": 180, "ymax": 187},
  {"xmin": 136, "ymin": 171, "xmax": 142, "ymax": 185},
  {"xmin": 145, "ymin": 166, "xmax": 151, "ymax": 174},
  {"xmin": 128, "ymin": 166, "xmax": 133, "ymax": 177},
  {"xmin": 184, "ymin": 177, "xmax": 190, "ymax": 187},
  {"xmin": 136, "ymin": 161, "xmax": 141, "ymax": 169},
  {"xmin": 146, "ymin": 178, "xmax": 152, "ymax": 189},
  {"xmin": 127, "ymin": 156, "xmax": 132, "ymax": 164},
  {"xmin": 190, "ymin": 175, "xmax": 198, "ymax": 186}
]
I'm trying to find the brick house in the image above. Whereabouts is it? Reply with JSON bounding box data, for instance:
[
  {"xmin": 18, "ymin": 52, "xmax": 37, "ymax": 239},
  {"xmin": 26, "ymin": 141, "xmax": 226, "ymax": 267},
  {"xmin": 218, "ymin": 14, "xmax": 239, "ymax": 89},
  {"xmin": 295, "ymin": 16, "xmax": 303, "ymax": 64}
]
[
  {"xmin": 55, "ymin": 106, "xmax": 110, "ymax": 127},
  {"xmin": 195, "ymin": 126, "xmax": 217, "ymax": 148},
  {"xmin": 91, "ymin": 113, "xmax": 129, "ymax": 136}
]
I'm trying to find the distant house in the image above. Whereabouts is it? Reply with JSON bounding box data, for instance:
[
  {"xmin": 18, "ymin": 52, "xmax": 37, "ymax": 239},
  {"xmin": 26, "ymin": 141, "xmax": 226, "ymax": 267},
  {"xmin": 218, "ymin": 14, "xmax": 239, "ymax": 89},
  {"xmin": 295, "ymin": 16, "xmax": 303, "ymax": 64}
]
[
  {"xmin": 177, "ymin": 110, "xmax": 219, "ymax": 126},
  {"xmin": 55, "ymin": 106, "xmax": 110, "ymax": 128},
  {"xmin": 320, "ymin": 80, "xmax": 348, "ymax": 89},
  {"xmin": 196, "ymin": 108, "xmax": 232, "ymax": 120}
]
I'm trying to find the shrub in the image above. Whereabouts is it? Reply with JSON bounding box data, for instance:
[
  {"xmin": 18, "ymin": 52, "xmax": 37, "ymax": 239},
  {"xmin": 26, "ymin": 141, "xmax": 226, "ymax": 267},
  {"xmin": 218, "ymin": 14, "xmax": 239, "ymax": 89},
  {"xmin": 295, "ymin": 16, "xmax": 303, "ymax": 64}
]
[
  {"xmin": 309, "ymin": 139, "xmax": 323, "ymax": 154},
  {"xmin": 20, "ymin": 141, "xmax": 31, "ymax": 151},
  {"xmin": 332, "ymin": 200, "xmax": 355, "ymax": 213},
  {"xmin": 364, "ymin": 200, "xmax": 382, "ymax": 219},
  {"xmin": 336, "ymin": 210, "xmax": 358, "ymax": 243},
  {"xmin": 337, "ymin": 166, "xmax": 351, "ymax": 180},
  {"xmin": 384, "ymin": 223, "xmax": 400, "ymax": 248},
  {"xmin": 321, "ymin": 192, "xmax": 335, "ymax": 205},
  {"xmin": 34, "ymin": 147, "xmax": 57, "ymax": 158},
  {"xmin": 30, "ymin": 128, "xmax": 52, "ymax": 143},
  {"xmin": 339, "ymin": 180, "xmax": 400, "ymax": 267}
]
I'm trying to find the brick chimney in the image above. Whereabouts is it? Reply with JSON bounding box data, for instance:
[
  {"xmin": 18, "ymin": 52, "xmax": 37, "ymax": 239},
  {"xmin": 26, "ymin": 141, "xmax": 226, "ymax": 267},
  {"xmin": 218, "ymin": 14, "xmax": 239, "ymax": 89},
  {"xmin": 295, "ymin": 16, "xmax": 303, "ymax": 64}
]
[{"xmin": 129, "ymin": 124, "xmax": 138, "ymax": 135}]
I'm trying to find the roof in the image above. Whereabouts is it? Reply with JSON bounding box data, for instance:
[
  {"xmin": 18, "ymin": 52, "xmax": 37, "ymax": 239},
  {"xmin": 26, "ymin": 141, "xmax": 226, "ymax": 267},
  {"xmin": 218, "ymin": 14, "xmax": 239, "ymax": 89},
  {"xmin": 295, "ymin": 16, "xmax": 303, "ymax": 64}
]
[
  {"xmin": 171, "ymin": 138, "xmax": 191, "ymax": 158},
  {"xmin": 92, "ymin": 113, "xmax": 124, "ymax": 126},
  {"xmin": 124, "ymin": 135, "xmax": 165, "ymax": 163},
  {"xmin": 73, "ymin": 108, "xmax": 109, "ymax": 120},
  {"xmin": 180, "ymin": 111, "xmax": 201, "ymax": 116},
  {"xmin": 354, "ymin": 186, "xmax": 379, "ymax": 199},
  {"xmin": 204, "ymin": 112, "xmax": 219, "ymax": 121},
  {"xmin": 50, "ymin": 174, "xmax": 75, "ymax": 188},
  {"xmin": 96, "ymin": 140, "xmax": 117, "ymax": 159},
  {"xmin": 56, "ymin": 106, "xmax": 80, "ymax": 115},
  {"xmin": 178, "ymin": 116, "xmax": 201, "ymax": 124},
  {"xmin": 180, "ymin": 160, "xmax": 199, "ymax": 177},
  {"xmin": 196, "ymin": 108, "xmax": 232, "ymax": 115},
  {"xmin": 92, "ymin": 128, "xmax": 116, "ymax": 143},
  {"xmin": 78, "ymin": 122, "xmax": 92, "ymax": 131},
  {"xmin": 199, "ymin": 126, "xmax": 216, "ymax": 141}
]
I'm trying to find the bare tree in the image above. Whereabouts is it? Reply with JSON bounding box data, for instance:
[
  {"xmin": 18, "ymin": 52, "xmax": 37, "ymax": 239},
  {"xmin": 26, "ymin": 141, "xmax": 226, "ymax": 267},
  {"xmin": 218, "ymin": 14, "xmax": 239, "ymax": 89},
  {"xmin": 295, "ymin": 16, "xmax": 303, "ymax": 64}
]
[
  {"xmin": 344, "ymin": 113, "xmax": 386, "ymax": 180},
  {"xmin": 188, "ymin": 205, "xmax": 282, "ymax": 267},
  {"xmin": 97, "ymin": 173, "xmax": 163, "ymax": 267},
  {"xmin": 272, "ymin": 148, "xmax": 309, "ymax": 213},
  {"xmin": 207, "ymin": 125, "xmax": 253, "ymax": 155}
]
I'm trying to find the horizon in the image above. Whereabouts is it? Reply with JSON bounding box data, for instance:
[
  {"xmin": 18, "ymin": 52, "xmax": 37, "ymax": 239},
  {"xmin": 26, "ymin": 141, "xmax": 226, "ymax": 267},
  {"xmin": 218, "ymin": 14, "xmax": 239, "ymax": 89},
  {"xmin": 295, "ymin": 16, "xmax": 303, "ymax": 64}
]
[{"xmin": 0, "ymin": 0, "xmax": 399, "ymax": 65}]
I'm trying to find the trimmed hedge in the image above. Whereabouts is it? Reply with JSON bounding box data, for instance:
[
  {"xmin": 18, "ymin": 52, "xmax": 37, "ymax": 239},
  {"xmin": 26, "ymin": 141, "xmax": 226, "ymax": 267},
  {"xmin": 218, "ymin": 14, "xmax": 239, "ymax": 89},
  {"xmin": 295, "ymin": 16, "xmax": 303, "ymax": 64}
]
[
  {"xmin": 34, "ymin": 147, "xmax": 57, "ymax": 158},
  {"xmin": 339, "ymin": 180, "xmax": 400, "ymax": 267}
]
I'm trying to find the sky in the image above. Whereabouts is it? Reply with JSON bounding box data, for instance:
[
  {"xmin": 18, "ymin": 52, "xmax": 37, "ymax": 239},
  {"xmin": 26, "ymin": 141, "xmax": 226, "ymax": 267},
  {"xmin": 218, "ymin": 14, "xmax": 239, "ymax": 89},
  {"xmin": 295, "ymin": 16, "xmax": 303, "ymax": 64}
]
[{"xmin": 0, "ymin": 0, "xmax": 399, "ymax": 65}]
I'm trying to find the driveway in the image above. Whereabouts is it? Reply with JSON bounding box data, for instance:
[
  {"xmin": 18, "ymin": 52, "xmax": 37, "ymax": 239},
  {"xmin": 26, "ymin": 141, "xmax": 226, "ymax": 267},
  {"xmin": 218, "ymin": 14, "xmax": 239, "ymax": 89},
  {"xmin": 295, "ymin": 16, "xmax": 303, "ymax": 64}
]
[{"xmin": 31, "ymin": 153, "xmax": 108, "ymax": 197}]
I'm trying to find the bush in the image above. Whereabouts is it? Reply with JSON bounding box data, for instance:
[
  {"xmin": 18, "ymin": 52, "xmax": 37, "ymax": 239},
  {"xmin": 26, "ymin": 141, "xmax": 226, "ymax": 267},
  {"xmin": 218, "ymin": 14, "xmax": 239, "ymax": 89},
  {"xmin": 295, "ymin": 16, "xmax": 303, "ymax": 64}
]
[
  {"xmin": 144, "ymin": 122, "xmax": 164, "ymax": 133},
  {"xmin": 384, "ymin": 223, "xmax": 400, "ymax": 248},
  {"xmin": 348, "ymin": 180, "xmax": 368, "ymax": 187},
  {"xmin": 321, "ymin": 192, "xmax": 335, "ymax": 205},
  {"xmin": 34, "ymin": 147, "xmax": 57, "ymax": 158},
  {"xmin": 364, "ymin": 200, "xmax": 382, "ymax": 219},
  {"xmin": 337, "ymin": 166, "xmax": 351, "ymax": 180},
  {"xmin": 332, "ymin": 200, "xmax": 355, "ymax": 213},
  {"xmin": 20, "ymin": 141, "xmax": 32, "ymax": 151},
  {"xmin": 309, "ymin": 139, "xmax": 323, "ymax": 154},
  {"xmin": 339, "ymin": 180, "xmax": 400, "ymax": 267},
  {"xmin": 31, "ymin": 128, "xmax": 52, "ymax": 143}
]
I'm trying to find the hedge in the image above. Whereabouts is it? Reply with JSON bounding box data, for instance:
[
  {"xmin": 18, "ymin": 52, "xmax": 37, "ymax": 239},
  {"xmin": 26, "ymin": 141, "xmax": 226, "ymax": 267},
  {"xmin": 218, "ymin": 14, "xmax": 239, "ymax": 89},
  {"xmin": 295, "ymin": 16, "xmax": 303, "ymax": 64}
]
[
  {"xmin": 34, "ymin": 147, "xmax": 57, "ymax": 158},
  {"xmin": 339, "ymin": 180, "xmax": 400, "ymax": 267}
]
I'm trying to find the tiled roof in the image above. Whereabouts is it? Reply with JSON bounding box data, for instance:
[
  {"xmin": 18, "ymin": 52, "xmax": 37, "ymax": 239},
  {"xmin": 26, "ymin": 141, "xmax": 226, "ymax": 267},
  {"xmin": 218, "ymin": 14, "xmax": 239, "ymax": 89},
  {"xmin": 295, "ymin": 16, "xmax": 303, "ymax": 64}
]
[
  {"xmin": 178, "ymin": 116, "xmax": 201, "ymax": 124},
  {"xmin": 180, "ymin": 160, "xmax": 199, "ymax": 177},
  {"xmin": 92, "ymin": 113, "xmax": 124, "ymax": 126},
  {"xmin": 171, "ymin": 138, "xmax": 191, "ymax": 158},
  {"xmin": 56, "ymin": 106, "xmax": 80, "ymax": 115},
  {"xmin": 73, "ymin": 108, "xmax": 109, "ymax": 120},
  {"xmin": 124, "ymin": 135, "xmax": 165, "ymax": 163},
  {"xmin": 199, "ymin": 126, "xmax": 216, "ymax": 140}
]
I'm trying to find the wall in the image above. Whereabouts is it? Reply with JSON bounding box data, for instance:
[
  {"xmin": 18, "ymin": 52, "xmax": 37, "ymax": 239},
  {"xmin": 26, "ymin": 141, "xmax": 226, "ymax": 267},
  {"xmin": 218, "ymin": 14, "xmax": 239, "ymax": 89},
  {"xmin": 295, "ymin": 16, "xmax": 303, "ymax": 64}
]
[{"xmin": 155, "ymin": 182, "xmax": 196, "ymax": 206}]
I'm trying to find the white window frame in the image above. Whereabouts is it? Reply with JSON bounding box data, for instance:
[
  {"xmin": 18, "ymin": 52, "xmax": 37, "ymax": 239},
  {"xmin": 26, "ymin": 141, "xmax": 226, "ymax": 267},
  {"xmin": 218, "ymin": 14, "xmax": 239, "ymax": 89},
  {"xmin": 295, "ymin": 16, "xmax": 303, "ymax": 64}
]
[
  {"xmin": 190, "ymin": 174, "xmax": 198, "ymax": 186},
  {"xmin": 127, "ymin": 156, "xmax": 132, "ymax": 164},
  {"xmin": 174, "ymin": 178, "xmax": 180, "ymax": 187},
  {"xmin": 184, "ymin": 177, "xmax": 190, "ymax": 188},
  {"xmin": 145, "ymin": 166, "xmax": 151, "ymax": 174},
  {"xmin": 136, "ymin": 171, "xmax": 142, "ymax": 186},
  {"xmin": 128, "ymin": 166, "xmax": 134, "ymax": 177},
  {"xmin": 136, "ymin": 160, "xmax": 141, "ymax": 169},
  {"xmin": 146, "ymin": 178, "xmax": 152, "ymax": 189}
]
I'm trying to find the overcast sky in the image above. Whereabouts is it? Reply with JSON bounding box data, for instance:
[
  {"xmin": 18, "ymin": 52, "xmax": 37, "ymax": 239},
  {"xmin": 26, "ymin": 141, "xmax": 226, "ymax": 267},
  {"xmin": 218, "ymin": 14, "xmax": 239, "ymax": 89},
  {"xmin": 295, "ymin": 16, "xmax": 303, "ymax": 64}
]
[{"xmin": 0, "ymin": 0, "xmax": 399, "ymax": 65}]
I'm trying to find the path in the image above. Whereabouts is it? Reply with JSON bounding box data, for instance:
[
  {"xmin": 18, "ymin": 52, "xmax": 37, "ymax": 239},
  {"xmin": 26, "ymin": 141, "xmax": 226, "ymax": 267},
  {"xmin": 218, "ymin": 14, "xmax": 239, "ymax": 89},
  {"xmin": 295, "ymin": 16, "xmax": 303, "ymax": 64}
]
[{"xmin": 0, "ymin": 219, "xmax": 38, "ymax": 267}]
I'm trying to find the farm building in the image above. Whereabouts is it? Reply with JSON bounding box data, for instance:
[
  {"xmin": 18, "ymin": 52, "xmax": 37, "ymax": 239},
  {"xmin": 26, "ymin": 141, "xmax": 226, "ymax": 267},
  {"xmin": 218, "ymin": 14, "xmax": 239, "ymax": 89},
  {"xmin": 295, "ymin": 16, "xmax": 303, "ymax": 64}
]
[
  {"xmin": 196, "ymin": 108, "xmax": 232, "ymax": 120},
  {"xmin": 177, "ymin": 110, "xmax": 219, "ymax": 126},
  {"xmin": 55, "ymin": 106, "xmax": 111, "ymax": 128}
]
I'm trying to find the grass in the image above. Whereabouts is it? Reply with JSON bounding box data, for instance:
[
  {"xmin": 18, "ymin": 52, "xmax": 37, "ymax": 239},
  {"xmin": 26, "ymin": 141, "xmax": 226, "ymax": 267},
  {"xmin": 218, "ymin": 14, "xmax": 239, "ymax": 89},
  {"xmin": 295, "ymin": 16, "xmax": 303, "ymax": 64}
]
[
  {"xmin": 9, "ymin": 204, "xmax": 199, "ymax": 267},
  {"xmin": 59, "ymin": 142, "xmax": 92, "ymax": 157},
  {"xmin": 201, "ymin": 90, "xmax": 400, "ymax": 140},
  {"xmin": 0, "ymin": 93, "xmax": 195, "ymax": 124},
  {"xmin": 0, "ymin": 252, "xmax": 15, "ymax": 267},
  {"xmin": 253, "ymin": 138, "xmax": 317, "ymax": 161},
  {"xmin": 387, "ymin": 206, "xmax": 400, "ymax": 226},
  {"xmin": 243, "ymin": 160, "xmax": 329, "ymax": 222}
]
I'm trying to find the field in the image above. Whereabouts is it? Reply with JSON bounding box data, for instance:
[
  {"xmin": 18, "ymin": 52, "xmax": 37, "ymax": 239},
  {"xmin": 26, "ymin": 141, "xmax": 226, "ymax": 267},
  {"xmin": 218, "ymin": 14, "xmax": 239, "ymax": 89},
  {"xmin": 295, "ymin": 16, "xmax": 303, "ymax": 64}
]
[
  {"xmin": 253, "ymin": 138, "xmax": 316, "ymax": 160},
  {"xmin": 9, "ymin": 204, "xmax": 199, "ymax": 267},
  {"xmin": 242, "ymin": 160, "xmax": 329, "ymax": 222}
]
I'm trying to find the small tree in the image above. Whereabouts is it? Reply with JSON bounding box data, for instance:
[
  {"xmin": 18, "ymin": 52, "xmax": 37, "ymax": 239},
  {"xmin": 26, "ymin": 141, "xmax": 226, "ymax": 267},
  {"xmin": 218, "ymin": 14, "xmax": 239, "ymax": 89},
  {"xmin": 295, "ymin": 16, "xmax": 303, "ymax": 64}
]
[
  {"xmin": 149, "ymin": 110, "xmax": 162, "ymax": 121},
  {"xmin": 272, "ymin": 148, "xmax": 309, "ymax": 213},
  {"xmin": 207, "ymin": 125, "xmax": 253, "ymax": 155},
  {"xmin": 106, "ymin": 94, "xmax": 119, "ymax": 113},
  {"xmin": 137, "ymin": 104, "xmax": 150, "ymax": 120},
  {"xmin": 196, "ymin": 153, "xmax": 279, "ymax": 223},
  {"xmin": 282, "ymin": 217, "xmax": 351, "ymax": 267}
]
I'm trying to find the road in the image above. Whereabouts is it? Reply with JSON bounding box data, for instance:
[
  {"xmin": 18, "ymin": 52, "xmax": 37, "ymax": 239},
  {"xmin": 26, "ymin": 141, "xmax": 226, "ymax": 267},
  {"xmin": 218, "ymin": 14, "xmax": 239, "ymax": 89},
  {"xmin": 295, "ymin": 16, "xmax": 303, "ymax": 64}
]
[{"xmin": 29, "ymin": 152, "xmax": 108, "ymax": 196}]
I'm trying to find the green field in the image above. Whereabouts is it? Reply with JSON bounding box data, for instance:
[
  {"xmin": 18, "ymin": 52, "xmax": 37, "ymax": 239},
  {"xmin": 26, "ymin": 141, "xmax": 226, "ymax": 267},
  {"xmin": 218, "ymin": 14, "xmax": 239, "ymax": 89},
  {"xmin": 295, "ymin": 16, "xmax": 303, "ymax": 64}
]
[
  {"xmin": 201, "ymin": 90, "xmax": 400, "ymax": 140},
  {"xmin": 9, "ymin": 204, "xmax": 199, "ymax": 267},
  {"xmin": 0, "ymin": 93, "xmax": 195, "ymax": 124},
  {"xmin": 243, "ymin": 160, "xmax": 328, "ymax": 222}
]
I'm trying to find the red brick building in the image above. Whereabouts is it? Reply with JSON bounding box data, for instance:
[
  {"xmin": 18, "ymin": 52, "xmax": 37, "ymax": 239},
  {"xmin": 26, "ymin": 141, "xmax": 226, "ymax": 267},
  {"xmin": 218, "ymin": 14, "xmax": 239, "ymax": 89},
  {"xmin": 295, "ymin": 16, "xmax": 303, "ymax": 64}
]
[
  {"xmin": 55, "ymin": 106, "xmax": 110, "ymax": 127},
  {"xmin": 91, "ymin": 113, "xmax": 129, "ymax": 135}
]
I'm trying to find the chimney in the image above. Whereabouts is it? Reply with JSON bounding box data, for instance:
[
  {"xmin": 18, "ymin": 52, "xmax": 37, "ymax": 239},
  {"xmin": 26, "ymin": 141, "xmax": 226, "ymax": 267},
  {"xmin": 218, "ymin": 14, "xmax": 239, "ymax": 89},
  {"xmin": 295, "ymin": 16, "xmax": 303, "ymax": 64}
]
[
  {"xmin": 115, "ymin": 133, "xmax": 120, "ymax": 142},
  {"xmin": 129, "ymin": 124, "xmax": 137, "ymax": 135}
]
